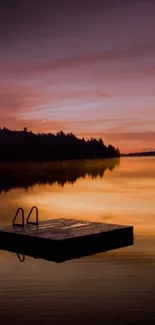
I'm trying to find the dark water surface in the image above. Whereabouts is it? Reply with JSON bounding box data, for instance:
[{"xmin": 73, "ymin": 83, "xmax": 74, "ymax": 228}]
[{"xmin": 0, "ymin": 157, "xmax": 155, "ymax": 325}]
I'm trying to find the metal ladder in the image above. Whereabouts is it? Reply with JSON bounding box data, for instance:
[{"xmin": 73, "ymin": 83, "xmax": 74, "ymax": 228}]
[{"xmin": 12, "ymin": 206, "xmax": 39, "ymax": 227}]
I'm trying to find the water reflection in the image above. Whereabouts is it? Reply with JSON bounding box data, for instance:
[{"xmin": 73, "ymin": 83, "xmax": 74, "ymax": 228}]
[
  {"xmin": 0, "ymin": 158, "xmax": 155, "ymax": 325},
  {"xmin": 0, "ymin": 158, "xmax": 120, "ymax": 193}
]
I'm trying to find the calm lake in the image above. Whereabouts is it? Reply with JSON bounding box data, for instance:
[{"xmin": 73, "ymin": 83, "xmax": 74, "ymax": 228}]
[{"xmin": 0, "ymin": 157, "xmax": 155, "ymax": 325}]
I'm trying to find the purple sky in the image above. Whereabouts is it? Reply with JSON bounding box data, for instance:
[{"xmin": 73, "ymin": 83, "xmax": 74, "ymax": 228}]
[{"xmin": 0, "ymin": 0, "xmax": 155, "ymax": 152}]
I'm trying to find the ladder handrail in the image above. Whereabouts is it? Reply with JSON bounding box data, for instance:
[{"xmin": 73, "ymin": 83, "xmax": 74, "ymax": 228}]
[
  {"xmin": 27, "ymin": 206, "xmax": 39, "ymax": 225},
  {"xmin": 17, "ymin": 253, "xmax": 25, "ymax": 262},
  {"xmin": 12, "ymin": 207, "xmax": 25, "ymax": 227}
]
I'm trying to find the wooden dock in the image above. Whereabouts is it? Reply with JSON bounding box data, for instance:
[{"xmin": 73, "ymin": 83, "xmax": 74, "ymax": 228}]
[{"xmin": 0, "ymin": 218, "xmax": 134, "ymax": 263}]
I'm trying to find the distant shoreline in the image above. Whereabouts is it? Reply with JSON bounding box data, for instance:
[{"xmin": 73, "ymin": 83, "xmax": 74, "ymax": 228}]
[{"xmin": 121, "ymin": 152, "xmax": 155, "ymax": 157}]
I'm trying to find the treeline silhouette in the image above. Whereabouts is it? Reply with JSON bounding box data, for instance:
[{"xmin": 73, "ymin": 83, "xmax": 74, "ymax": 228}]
[
  {"xmin": 0, "ymin": 127, "xmax": 120, "ymax": 161},
  {"xmin": 0, "ymin": 159, "xmax": 120, "ymax": 193}
]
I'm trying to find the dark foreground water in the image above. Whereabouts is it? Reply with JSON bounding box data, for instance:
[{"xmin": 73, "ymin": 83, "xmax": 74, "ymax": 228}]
[{"xmin": 0, "ymin": 157, "xmax": 155, "ymax": 325}]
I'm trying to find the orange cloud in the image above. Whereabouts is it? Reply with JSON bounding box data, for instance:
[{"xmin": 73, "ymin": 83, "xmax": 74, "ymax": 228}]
[{"xmin": 0, "ymin": 42, "xmax": 155, "ymax": 152}]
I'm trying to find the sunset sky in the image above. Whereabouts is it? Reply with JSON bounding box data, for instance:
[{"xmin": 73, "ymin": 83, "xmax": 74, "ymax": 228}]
[{"xmin": 0, "ymin": 0, "xmax": 155, "ymax": 153}]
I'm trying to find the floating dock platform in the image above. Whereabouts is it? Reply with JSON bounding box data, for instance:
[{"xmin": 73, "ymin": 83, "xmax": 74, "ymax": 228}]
[{"xmin": 0, "ymin": 218, "xmax": 134, "ymax": 263}]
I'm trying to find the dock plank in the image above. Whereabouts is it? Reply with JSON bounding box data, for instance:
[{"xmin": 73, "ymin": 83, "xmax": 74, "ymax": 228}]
[{"xmin": 0, "ymin": 218, "xmax": 134, "ymax": 263}]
